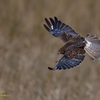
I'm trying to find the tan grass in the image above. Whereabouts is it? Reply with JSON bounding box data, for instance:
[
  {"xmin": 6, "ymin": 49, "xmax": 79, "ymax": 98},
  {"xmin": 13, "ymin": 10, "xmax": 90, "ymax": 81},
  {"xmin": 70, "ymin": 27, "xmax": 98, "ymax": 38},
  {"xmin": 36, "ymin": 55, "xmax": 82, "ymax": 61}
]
[{"xmin": 0, "ymin": 0, "xmax": 100, "ymax": 100}]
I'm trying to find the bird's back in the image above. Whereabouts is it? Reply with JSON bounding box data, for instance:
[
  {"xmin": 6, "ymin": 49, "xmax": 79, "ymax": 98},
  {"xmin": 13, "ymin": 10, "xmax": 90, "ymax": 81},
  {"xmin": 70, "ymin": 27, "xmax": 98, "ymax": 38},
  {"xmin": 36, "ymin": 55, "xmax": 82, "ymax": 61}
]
[{"xmin": 58, "ymin": 35, "xmax": 86, "ymax": 56}]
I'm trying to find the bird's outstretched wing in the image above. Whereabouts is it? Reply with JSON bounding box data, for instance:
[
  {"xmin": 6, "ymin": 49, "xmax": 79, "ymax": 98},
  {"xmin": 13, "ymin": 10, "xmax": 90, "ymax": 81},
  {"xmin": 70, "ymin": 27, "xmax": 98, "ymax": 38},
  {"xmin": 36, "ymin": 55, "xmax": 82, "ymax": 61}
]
[
  {"xmin": 48, "ymin": 47, "xmax": 85, "ymax": 70},
  {"xmin": 44, "ymin": 17, "xmax": 79, "ymax": 42},
  {"xmin": 48, "ymin": 54, "xmax": 85, "ymax": 70}
]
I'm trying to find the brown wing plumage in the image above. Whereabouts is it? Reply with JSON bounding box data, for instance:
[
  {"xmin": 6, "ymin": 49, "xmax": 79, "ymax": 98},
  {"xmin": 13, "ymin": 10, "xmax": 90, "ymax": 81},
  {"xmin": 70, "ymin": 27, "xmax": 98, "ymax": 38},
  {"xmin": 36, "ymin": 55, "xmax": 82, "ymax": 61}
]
[
  {"xmin": 44, "ymin": 17, "xmax": 79, "ymax": 43},
  {"xmin": 48, "ymin": 48, "xmax": 85, "ymax": 70},
  {"xmin": 58, "ymin": 36, "xmax": 85, "ymax": 54},
  {"xmin": 48, "ymin": 36, "xmax": 86, "ymax": 70},
  {"xmin": 44, "ymin": 17, "xmax": 100, "ymax": 70}
]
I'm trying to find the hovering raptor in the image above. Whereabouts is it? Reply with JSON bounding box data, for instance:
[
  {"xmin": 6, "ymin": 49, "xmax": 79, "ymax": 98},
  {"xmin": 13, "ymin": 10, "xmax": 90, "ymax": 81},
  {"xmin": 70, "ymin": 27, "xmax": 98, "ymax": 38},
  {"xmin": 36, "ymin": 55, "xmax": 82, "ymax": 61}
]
[{"xmin": 44, "ymin": 17, "xmax": 100, "ymax": 70}]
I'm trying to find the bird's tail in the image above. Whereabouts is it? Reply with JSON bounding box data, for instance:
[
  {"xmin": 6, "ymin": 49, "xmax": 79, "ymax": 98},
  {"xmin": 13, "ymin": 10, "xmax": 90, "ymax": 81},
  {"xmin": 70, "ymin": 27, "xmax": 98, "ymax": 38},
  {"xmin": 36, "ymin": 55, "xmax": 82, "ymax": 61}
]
[{"xmin": 84, "ymin": 34, "xmax": 100, "ymax": 61}]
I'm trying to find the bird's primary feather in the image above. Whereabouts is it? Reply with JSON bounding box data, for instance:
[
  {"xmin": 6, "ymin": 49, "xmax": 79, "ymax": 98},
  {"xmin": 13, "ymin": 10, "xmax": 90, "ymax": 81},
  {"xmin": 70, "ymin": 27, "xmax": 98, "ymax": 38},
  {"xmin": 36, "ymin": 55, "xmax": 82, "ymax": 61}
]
[
  {"xmin": 44, "ymin": 17, "xmax": 78, "ymax": 42},
  {"xmin": 49, "ymin": 54, "xmax": 85, "ymax": 70}
]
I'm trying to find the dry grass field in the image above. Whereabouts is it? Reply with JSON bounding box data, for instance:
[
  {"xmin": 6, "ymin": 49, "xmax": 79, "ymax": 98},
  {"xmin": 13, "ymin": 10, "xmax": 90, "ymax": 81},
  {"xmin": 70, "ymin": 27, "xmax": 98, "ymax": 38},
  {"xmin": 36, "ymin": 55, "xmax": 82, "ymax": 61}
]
[{"xmin": 0, "ymin": 0, "xmax": 100, "ymax": 100}]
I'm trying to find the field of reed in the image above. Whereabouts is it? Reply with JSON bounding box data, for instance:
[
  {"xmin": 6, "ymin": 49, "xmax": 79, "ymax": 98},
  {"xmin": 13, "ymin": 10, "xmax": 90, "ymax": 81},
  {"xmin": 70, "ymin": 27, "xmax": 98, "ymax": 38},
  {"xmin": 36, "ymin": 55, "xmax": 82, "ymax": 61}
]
[{"xmin": 0, "ymin": 0, "xmax": 100, "ymax": 100}]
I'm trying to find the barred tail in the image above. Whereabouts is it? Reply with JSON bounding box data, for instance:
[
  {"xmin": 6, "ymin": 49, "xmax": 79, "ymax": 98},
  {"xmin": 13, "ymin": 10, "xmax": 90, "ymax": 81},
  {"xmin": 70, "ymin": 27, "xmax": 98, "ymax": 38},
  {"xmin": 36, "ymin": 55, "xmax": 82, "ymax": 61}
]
[{"xmin": 84, "ymin": 34, "xmax": 100, "ymax": 61}]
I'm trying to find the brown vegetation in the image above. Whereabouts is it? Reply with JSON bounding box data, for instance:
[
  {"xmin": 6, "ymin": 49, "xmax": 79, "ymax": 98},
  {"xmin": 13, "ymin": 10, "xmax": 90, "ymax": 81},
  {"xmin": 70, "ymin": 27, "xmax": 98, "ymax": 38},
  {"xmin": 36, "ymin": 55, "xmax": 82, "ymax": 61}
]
[{"xmin": 0, "ymin": 0, "xmax": 100, "ymax": 100}]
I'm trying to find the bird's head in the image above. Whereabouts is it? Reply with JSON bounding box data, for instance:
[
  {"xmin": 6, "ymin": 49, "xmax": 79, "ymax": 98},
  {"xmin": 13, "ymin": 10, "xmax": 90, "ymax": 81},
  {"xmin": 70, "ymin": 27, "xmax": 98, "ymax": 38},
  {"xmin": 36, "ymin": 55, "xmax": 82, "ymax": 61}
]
[{"xmin": 58, "ymin": 49, "xmax": 65, "ymax": 55}]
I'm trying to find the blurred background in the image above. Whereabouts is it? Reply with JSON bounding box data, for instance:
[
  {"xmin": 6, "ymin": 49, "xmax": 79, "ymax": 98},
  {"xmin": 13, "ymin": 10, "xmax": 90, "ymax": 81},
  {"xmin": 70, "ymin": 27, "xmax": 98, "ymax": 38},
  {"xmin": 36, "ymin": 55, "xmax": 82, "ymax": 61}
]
[{"xmin": 0, "ymin": 0, "xmax": 100, "ymax": 100}]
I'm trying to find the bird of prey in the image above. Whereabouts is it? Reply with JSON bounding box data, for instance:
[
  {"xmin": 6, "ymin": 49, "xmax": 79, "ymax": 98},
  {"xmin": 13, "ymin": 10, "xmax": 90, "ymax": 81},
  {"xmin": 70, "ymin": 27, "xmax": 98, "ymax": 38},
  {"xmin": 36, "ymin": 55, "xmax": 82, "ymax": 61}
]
[{"xmin": 43, "ymin": 17, "xmax": 100, "ymax": 70}]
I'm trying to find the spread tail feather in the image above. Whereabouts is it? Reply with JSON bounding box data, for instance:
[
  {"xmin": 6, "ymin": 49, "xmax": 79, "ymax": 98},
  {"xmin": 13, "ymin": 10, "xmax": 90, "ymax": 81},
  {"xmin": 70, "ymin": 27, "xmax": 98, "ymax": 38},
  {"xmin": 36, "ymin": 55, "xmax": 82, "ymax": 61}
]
[{"xmin": 84, "ymin": 34, "xmax": 100, "ymax": 61}]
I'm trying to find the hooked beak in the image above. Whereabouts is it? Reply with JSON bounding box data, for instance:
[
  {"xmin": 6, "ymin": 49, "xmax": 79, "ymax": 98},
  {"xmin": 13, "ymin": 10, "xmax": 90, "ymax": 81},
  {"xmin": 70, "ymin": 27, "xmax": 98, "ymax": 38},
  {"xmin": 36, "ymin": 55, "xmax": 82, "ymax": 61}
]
[{"xmin": 57, "ymin": 51, "xmax": 60, "ymax": 55}]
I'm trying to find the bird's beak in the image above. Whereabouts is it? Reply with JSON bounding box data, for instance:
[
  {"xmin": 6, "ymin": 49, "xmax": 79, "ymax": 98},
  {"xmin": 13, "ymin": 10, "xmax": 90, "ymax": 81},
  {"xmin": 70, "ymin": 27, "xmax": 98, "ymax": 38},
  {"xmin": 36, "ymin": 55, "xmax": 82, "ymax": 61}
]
[{"xmin": 57, "ymin": 51, "xmax": 60, "ymax": 55}]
